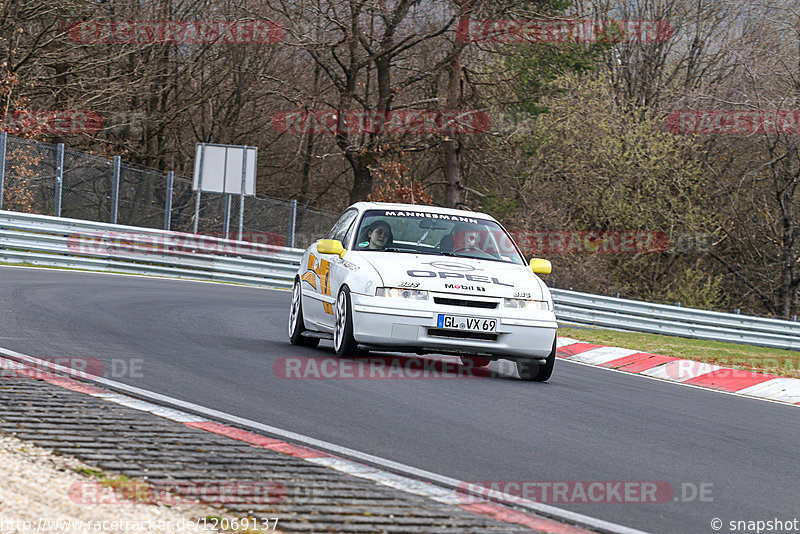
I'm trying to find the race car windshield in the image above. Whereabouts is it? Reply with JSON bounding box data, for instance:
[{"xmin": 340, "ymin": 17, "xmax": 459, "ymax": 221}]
[{"xmin": 353, "ymin": 210, "xmax": 526, "ymax": 265}]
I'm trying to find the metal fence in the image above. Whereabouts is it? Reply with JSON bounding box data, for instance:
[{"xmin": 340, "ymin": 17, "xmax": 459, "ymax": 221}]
[
  {"xmin": 552, "ymin": 289, "xmax": 800, "ymax": 350},
  {"xmin": 0, "ymin": 132, "xmax": 339, "ymax": 250},
  {"xmin": 1, "ymin": 210, "xmax": 799, "ymax": 350}
]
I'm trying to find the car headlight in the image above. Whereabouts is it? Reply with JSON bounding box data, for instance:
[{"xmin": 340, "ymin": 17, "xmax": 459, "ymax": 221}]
[
  {"xmin": 376, "ymin": 287, "xmax": 429, "ymax": 300},
  {"xmin": 503, "ymin": 298, "xmax": 551, "ymax": 311}
]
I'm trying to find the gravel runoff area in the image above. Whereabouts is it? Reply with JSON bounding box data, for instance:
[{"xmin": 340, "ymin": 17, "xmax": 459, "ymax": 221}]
[
  {"xmin": 0, "ymin": 434, "xmax": 278, "ymax": 534},
  {"xmin": 0, "ymin": 373, "xmax": 548, "ymax": 534}
]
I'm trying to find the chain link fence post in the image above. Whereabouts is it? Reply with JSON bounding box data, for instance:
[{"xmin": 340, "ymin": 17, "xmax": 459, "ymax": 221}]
[
  {"xmin": 289, "ymin": 199, "xmax": 297, "ymax": 248},
  {"xmin": 193, "ymin": 190, "xmax": 201, "ymax": 234},
  {"xmin": 164, "ymin": 170, "xmax": 174, "ymax": 231},
  {"xmin": 238, "ymin": 148, "xmax": 247, "ymax": 241},
  {"xmin": 54, "ymin": 143, "xmax": 64, "ymax": 217},
  {"xmin": 193, "ymin": 144, "xmax": 204, "ymax": 234},
  {"xmin": 238, "ymin": 192, "xmax": 245, "ymax": 241},
  {"xmin": 223, "ymin": 193, "xmax": 231, "ymax": 239},
  {"xmin": 0, "ymin": 132, "xmax": 6, "ymax": 209},
  {"xmin": 111, "ymin": 156, "xmax": 121, "ymax": 224}
]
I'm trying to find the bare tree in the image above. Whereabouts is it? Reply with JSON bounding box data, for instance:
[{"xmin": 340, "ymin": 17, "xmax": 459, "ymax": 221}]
[{"xmin": 263, "ymin": 0, "xmax": 465, "ymax": 203}]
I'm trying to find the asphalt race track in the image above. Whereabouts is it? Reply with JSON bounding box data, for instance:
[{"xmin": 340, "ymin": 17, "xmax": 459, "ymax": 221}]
[{"xmin": 1, "ymin": 266, "xmax": 798, "ymax": 533}]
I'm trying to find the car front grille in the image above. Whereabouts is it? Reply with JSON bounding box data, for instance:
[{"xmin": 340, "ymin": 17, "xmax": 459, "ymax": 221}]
[
  {"xmin": 427, "ymin": 328, "xmax": 498, "ymax": 342},
  {"xmin": 433, "ymin": 297, "xmax": 498, "ymax": 309}
]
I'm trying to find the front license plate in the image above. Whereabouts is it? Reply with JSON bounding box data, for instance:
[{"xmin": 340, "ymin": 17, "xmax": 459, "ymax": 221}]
[{"xmin": 436, "ymin": 314, "xmax": 497, "ymax": 332}]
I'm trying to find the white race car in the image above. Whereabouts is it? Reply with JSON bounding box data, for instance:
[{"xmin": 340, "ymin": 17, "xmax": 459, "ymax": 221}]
[{"xmin": 288, "ymin": 202, "xmax": 558, "ymax": 381}]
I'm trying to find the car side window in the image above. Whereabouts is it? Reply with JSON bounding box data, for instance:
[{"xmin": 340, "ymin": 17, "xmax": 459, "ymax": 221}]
[
  {"xmin": 340, "ymin": 216, "xmax": 359, "ymax": 248},
  {"xmin": 326, "ymin": 209, "xmax": 359, "ymax": 244}
]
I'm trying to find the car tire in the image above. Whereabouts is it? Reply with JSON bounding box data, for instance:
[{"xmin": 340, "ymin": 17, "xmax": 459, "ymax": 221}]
[
  {"xmin": 334, "ymin": 286, "xmax": 364, "ymax": 357},
  {"xmin": 516, "ymin": 338, "xmax": 556, "ymax": 382},
  {"xmin": 288, "ymin": 280, "xmax": 320, "ymax": 347}
]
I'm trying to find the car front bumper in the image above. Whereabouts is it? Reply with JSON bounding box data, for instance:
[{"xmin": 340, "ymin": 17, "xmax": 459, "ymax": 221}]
[{"xmin": 349, "ymin": 292, "xmax": 557, "ymax": 359}]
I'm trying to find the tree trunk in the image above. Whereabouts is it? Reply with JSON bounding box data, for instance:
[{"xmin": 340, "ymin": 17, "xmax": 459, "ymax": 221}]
[
  {"xmin": 777, "ymin": 166, "xmax": 799, "ymax": 318},
  {"xmin": 443, "ymin": 43, "xmax": 465, "ymax": 208},
  {"xmin": 347, "ymin": 153, "xmax": 373, "ymax": 204}
]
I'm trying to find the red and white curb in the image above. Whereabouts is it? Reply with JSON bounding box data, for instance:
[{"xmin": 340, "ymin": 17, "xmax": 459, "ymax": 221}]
[
  {"xmin": 0, "ymin": 346, "xmax": 646, "ymax": 534},
  {"xmin": 556, "ymin": 338, "xmax": 800, "ymax": 406}
]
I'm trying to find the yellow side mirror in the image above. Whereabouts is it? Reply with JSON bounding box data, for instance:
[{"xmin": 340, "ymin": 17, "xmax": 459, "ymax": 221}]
[
  {"xmin": 529, "ymin": 258, "xmax": 552, "ymax": 274},
  {"xmin": 318, "ymin": 239, "xmax": 346, "ymax": 258}
]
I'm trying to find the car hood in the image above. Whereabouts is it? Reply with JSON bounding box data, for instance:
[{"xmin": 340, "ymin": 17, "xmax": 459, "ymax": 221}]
[{"xmin": 357, "ymin": 253, "xmax": 549, "ymax": 300}]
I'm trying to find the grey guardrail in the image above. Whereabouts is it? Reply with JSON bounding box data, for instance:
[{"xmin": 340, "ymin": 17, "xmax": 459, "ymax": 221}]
[
  {"xmin": 0, "ymin": 210, "xmax": 304, "ymax": 289},
  {"xmin": 551, "ymin": 290, "xmax": 800, "ymax": 350},
  {"xmin": 2, "ymin": 210, "xmax": 798, "ymax": 350}
]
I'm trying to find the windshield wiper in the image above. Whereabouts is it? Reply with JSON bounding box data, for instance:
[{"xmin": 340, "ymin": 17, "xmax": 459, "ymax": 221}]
[
  {"xmin": 396, "ymin": 249, "xmax": 457, "ymax": 256},
  {"xmin": 383, "ymin": 247, "xmax": 418, "ymax": 253},
  {"xmin": 380, "ymin": 248, "xmax": 458, "ymax": 257},
  {"xmin": 431, "ymin": 250, "xmax": 520, "ymax": 264}
]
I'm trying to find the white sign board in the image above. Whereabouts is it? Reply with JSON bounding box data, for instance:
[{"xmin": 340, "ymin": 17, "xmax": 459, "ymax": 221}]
[{"xmin": 192, "ymin": 143, "xmax": 257, "ymax": 195}]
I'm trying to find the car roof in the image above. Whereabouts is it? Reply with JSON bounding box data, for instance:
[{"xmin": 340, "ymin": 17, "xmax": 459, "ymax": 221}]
[{"xmin": 349, "ymin": 202, "xmax": 498, "ymax": 222}]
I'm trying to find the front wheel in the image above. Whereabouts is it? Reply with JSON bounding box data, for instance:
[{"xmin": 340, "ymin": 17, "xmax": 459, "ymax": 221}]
[
  {"xmin": 288, "ymin": 280, "xmax": 319, "ymax": 347},
  {"xmin": 516, "ymin": 338, "xmax": 556, "ymax": 382},
  {"xmin": 334, "ymin": 286, "xmax": 364, "ymax": 357}
]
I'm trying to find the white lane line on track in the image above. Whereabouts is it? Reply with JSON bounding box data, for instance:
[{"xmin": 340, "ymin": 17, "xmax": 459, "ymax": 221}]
[
  {"xmin": 0, "ymin": 344, "xmax": 650, "ymax": 534},
  {"xmin": 307, "ymin": 457, "xmax": 463, "ymax": 506},
  {"xmin": 91, "ymin": 392, "xmax": 207, "ymax": 423}
]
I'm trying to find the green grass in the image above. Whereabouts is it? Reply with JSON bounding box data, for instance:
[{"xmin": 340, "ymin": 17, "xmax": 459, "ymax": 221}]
[
  {"xmin": 73, "ymin": 470, "xmax": 272, "ymax": 530},
  {"xmin": 74, "ymin": 466, "xmax": 105, "ymax": 478},
  {"xmin": 558, "ymin": 326, "xmax": 800, "ymax": 378},
  {"xmin": 73, "ymin": 468, "xmax": 154, "ymax": 503}
]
